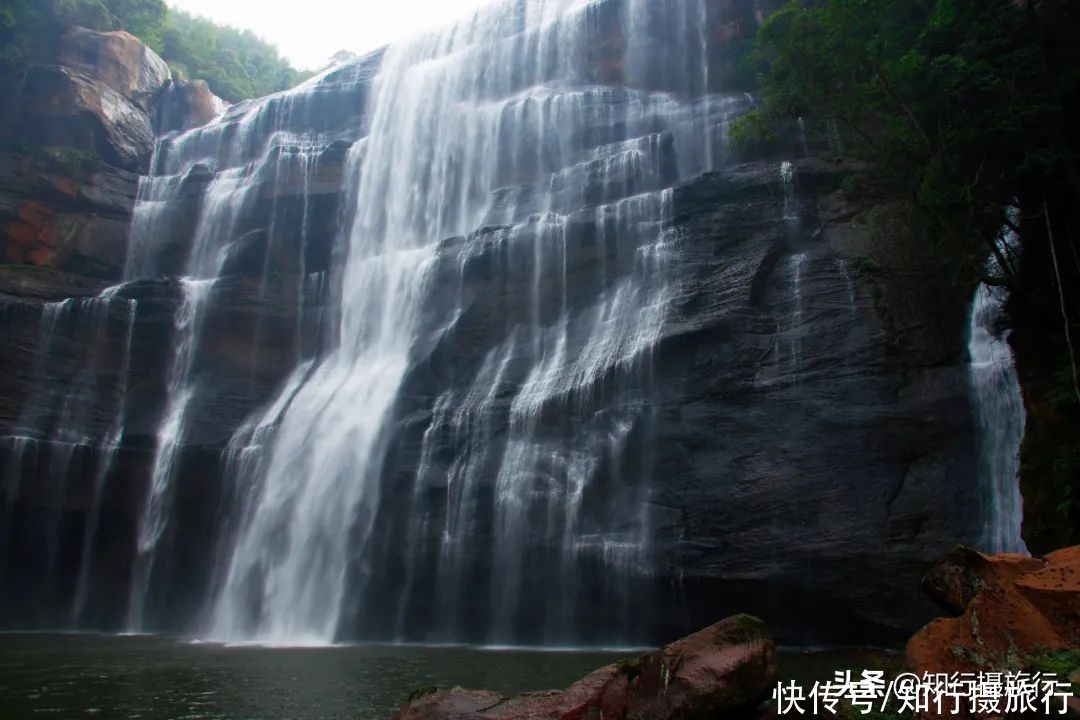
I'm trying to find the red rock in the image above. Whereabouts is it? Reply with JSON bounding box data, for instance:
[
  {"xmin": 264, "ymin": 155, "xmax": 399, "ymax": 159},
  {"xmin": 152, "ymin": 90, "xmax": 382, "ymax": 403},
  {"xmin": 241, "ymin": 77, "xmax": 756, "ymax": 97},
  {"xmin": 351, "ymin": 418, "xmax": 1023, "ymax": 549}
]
[
  {"xmin": 394, "ymin": 688, "xmax": 504, "ymax": 720},
  {"xmin": 920, "ymin": 545, "xmax": 1047, "ymax": 615},
  {"xmin": 623, "ymin": 617, "xmax": 778, "ymax": 720},
  {"xmin": 393, "ymin": 615, "xmax": 777, "ymax": 720},
  {"xmin": 906, "ymin": 545, "xmax": 1080, "ymax": 719}
]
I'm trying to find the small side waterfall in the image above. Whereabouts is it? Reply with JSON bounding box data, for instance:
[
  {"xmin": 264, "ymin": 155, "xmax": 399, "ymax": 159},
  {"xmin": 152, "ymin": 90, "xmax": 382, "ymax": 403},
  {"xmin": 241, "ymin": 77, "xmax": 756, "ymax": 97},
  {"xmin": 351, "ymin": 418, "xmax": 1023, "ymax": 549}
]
[
  {"xmin": 127, "ymin": 278, "xmax": 209, "ymax": 629},
  {"xmin": 72, "ymin": 288, "xmax": 137, "ymax": 626},
  {"xmin": 780, "ymin": 160, "xmax": 797, "ymax": 221},
  {"xmin": 968, "ymin": 226, "xmax": 1028, "ymax": 555},
  {"xmin": 789, "ymin": 252, "xmax": 807, "ymax": 373}
]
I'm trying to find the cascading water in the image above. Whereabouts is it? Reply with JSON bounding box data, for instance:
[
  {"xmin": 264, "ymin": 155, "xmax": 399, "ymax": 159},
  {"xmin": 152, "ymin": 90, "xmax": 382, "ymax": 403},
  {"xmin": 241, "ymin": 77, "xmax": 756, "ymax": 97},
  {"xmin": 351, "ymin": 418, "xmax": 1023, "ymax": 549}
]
[
  {"xmin": 0, "ymin": 287, "xmax": 137, "ymax": 627},
  {"xmin": 780, "ymin": 160, "xmax": 796, "ymax": 220},
  {"xmin": 71, "ymin": 288, "xmax": 137, "ymax": 626},
  {"xmin": 121, "ymin": 59, "xmax": 375, "ymax": 630},
  {"xmin": 206, "ymin": 0, "xmax": 742, "ymax": 645},
  {"xmin": 127, "ymin": 278, "xmax": 209, "ymax": 629},
  {"xmin": 788, "ymin": 252, "xmax": 807, "ymax": 373},
  {"xmin": 968, "ymin": 224, "xmax": 1028, "ymax": 555}
]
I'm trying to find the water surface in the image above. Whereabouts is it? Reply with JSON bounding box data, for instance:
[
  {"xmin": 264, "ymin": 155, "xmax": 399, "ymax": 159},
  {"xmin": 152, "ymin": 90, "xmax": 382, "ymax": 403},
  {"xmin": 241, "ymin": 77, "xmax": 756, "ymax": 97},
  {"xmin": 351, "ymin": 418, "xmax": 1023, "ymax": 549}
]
[{"xmin": 0, "ymin": 634, "xmax": 633, "ymax": 719}]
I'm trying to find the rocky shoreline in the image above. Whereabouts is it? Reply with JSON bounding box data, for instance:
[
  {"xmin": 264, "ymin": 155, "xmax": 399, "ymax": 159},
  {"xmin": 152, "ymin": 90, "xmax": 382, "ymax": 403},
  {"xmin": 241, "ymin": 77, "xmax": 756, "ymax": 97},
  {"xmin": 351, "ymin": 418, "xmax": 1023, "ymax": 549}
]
[{"xmin": 395, "ymin": 545, "xmax": 1080, "ymax": 720}]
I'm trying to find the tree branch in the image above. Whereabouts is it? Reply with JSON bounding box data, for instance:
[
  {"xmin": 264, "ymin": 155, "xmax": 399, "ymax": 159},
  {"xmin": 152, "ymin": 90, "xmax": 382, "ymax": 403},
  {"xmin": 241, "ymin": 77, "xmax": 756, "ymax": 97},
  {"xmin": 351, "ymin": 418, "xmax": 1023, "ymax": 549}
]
[{"xmin": 1044, "ymin": 196, "xmax": 1080, "ymax": 405}]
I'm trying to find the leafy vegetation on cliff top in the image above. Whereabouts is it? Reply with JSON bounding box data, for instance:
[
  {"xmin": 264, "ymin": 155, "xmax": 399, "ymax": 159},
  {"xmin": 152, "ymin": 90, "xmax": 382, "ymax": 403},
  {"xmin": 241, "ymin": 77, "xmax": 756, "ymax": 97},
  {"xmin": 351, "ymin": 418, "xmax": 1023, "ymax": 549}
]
[
  {"xmin": 736, "ymin": 0, "xmax": 1080, "ymax": 551},
  {"xmin": 0, "ymin": 0, "xmax": 310, "ymax": 101}
]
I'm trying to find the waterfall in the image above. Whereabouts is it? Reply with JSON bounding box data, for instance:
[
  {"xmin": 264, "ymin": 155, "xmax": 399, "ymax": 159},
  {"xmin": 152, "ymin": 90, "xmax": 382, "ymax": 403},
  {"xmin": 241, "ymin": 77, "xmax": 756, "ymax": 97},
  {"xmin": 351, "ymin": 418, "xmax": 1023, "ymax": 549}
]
[
  {"xmin": 968, "ymin": 225, "xmax": 1028, "ymax": 555},
  {"xmin": 120, "ymin": 60, "xmax": 373, "ymax": 631},
  {"xmin": 780, "ymin": 160, "xmax": 797, "ymax": 221},
  {"xmin": 71, "ymin": 289, "xmax": 137, "ymax": 626},
  {"xmin": 206, "ymin": 0, "xmax": 737, "ymax": 645},
  {"xmin": 789, "ymin": 252, "xmax": 807, "ymax": 373},
  {"xmin": 1, "ymin": 0, "xmax": 761, "ymax": 641}
]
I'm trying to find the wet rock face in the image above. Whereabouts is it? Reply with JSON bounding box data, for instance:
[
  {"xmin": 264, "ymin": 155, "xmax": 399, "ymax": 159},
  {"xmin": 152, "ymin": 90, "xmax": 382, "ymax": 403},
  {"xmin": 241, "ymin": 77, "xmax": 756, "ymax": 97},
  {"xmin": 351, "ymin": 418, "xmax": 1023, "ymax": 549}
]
[
  {"xmin": 393, "ymin": 614, "xmax": 777, "ymax": 720},
  {"xmin": 14, "ymin": 63, "xmax": 155, "ymax": 170},
  {"xmin": 646, "ymin": 159, "xmax": 980, "ymax": 641},
  {"xmin": 0, "ymin": 158, "xmax": 138, "ymax": 277}
]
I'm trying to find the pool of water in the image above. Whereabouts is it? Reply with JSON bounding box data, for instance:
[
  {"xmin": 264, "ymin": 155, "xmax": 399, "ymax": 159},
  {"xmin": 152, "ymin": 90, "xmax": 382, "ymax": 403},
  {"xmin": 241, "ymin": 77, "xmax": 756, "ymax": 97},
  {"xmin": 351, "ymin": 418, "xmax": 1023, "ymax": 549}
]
[
  {"xmin": 0, "ymin": 634, "xmax": 636, "ymax": 719},
  {"xmin": 0, "ymin": 634, "xmax": 900, "ymax": 719}
]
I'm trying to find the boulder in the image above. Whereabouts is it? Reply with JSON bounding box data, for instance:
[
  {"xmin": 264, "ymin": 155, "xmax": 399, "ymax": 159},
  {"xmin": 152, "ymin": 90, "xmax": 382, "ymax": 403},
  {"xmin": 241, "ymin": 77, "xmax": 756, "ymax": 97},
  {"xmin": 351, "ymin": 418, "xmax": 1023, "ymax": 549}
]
[
  {"xmin": 907, "ymin": 545, "xmax": 1080, "ymax": 676},
  {"xmin": 13, "ymin": 63, "xmax": 157, "ymax": 172},
  {"xmin": 921, "ymin": 545, "xmax": 1047, "ymax": 615},
  {"xmin": 4, "ymin": 26, "xmax": 171, "ymax": 172},
  {"xmin": 156, "ymin": 79, "xmax": 227, "ymax": 134},
  {"xmin": 393, "ymin": 614, "xmax": 777, "ymax": 720},
  {"xmin": 56, "ymin": 26, "xmax": 170, "ymax": 111}
]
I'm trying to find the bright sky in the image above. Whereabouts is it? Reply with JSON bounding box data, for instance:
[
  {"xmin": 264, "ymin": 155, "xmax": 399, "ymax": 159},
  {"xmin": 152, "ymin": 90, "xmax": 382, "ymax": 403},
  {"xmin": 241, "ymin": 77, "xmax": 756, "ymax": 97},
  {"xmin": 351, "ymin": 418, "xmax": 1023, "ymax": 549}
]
[{"xmin": 165, "ymin": 0, "xmax": 496, "ymax": 70}]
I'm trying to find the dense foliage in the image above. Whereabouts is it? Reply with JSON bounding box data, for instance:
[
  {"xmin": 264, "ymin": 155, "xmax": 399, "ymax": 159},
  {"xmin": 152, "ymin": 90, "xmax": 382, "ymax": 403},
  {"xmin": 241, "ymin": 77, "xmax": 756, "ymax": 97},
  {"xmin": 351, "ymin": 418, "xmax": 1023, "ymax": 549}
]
[
  {"xmin": 737, "ymin": 0, "xmax": 1080, "ymax": 550},
  {"xmin": 154, "ymin": 10, "xmax": 310, "ymax": 102},
  {"xmin": 0, "ymin": 0, "xmax": 308, "ymax": 102}
]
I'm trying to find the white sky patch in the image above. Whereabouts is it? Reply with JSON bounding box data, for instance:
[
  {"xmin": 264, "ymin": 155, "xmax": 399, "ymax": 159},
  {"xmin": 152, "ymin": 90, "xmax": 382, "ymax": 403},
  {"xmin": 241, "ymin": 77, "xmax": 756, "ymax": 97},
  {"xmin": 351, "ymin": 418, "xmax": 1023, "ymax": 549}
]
[{"xmin": 165, "ymin": 0, "xmax": 498, "ymax": 70}]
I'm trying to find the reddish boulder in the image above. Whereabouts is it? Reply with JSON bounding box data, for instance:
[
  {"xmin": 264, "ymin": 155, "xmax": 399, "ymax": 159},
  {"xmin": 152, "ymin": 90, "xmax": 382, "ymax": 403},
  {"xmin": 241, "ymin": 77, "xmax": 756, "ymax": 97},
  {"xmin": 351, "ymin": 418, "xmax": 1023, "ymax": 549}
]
[
  {"xmin": 907, "ymin": 545, "xmax": 1080, "ymax": 709},
  {"xmin": 620, "ymin": 615, "xmax": 779, "ymax": 719},
  {"xmin": 393, "ymin": 614, "xmax": 777, "ymax": 720},
  {"xmin": 921, "ymin": 545, "xmax": 1047, "ymax": 615},
  {"xmin": 395, "ymin": 688, "xmax": 506, "ymax": 720}
]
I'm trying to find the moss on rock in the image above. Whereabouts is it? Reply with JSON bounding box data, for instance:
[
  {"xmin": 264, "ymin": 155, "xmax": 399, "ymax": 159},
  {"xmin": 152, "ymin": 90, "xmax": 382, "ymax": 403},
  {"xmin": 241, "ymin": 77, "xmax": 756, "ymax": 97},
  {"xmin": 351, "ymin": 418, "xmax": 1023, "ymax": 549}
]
[
  {"xmin": 405, "ymin": 686, "xmax": 442, "ymax": 703},
  {"xmin": 712, "ymin": 613, "xmax": 770, "ymax": 646}
]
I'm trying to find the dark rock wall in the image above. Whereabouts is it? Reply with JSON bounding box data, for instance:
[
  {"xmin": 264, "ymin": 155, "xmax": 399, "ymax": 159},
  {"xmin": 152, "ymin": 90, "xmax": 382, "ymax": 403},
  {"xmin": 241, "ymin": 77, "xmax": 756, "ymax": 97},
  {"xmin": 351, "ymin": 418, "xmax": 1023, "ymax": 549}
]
[{"xmin": 651, "ymin": 159, "xmax": 978, "ymax": 641}]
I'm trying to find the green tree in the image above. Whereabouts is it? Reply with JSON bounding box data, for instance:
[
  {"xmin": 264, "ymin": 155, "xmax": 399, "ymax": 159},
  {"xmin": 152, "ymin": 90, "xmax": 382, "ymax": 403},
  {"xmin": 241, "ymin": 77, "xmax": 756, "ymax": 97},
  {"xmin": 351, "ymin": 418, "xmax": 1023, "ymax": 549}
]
[
  {"xmin": 105, "ymin": 0, "xmax": 166, "ymax": 47},
  {"xmin": 737, "ymin": 0, "xmax": 1067, "ymax": 276},
  {"xmin": 155, "ymin": 10, "xmax": 308, "ymax": 102},
  {"xmin": 51, "ymin": 0, "xmax": 115, "ymax": 32}
]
